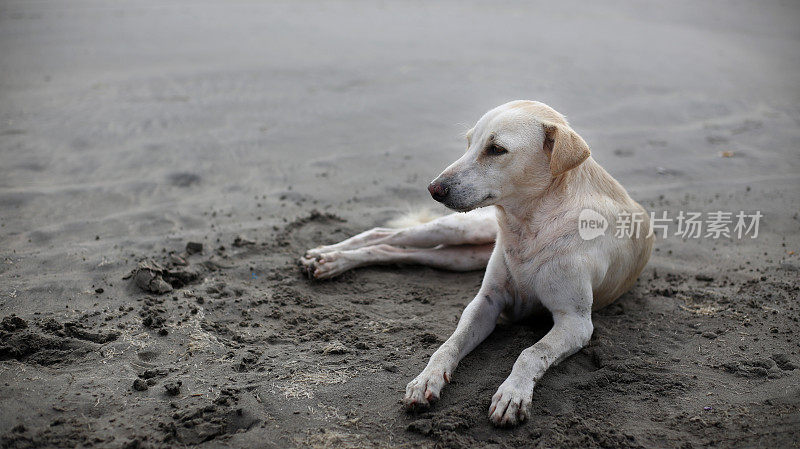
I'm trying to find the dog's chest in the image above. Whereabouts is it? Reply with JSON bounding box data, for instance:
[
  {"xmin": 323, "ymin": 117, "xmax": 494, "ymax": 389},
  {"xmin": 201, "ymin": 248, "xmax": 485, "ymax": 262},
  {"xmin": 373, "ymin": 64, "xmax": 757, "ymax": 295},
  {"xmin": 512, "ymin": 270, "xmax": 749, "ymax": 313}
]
[
  {"xmin": 497, "ymin": 214, "xmax": 566, "ymax": 299},
  {"xmin": 499, "ymin": 235, "xmax": 549, "ymax": 303},
  {"xmin": 503, "ymin": 247, "xmax": 540, "ymax": 287},
  {"xmin": 498, "ymin": 253, "xmax": 545, "ymax": 320},
  {"xmin": 501, "ymin": 220, "xmax": 548, "ymax": 263}
]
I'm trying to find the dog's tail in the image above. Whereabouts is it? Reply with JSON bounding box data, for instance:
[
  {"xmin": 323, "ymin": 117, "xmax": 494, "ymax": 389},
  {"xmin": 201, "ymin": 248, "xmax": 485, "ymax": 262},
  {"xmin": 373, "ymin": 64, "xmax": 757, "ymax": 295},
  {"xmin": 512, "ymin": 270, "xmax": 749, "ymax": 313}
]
[{"xmin": 386, "ymin": 207, "xmax": 443, "ymax": 229}]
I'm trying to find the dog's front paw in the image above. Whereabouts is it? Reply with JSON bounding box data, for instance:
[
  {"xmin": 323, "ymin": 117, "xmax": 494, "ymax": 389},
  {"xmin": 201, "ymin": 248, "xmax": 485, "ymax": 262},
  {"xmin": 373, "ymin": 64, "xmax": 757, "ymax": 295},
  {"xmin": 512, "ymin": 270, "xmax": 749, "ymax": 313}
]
[
  {"xmin": 403, "ymin": 368, "xmax": 452, "ymax": 411},
  {"xmin": 489, "ymin": 377, "xmax": 533, "ymax": 427}
]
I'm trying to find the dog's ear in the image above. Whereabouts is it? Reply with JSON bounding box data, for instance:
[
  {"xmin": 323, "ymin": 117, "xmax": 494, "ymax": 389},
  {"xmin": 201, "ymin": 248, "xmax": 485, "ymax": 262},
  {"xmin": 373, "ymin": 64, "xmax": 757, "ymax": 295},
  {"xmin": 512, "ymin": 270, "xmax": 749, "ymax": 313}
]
[{"xmin": 542, "ymin": 122, "xmax": 591, "ymax": 177}]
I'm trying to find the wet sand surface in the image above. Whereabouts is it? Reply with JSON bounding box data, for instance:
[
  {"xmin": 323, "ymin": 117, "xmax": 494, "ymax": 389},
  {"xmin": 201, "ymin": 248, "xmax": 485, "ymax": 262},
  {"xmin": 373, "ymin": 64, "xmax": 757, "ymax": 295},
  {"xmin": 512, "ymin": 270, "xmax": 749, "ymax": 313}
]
[{"xmin": 1, "ymin": 1, "xmax": 799, "ymax": 447}]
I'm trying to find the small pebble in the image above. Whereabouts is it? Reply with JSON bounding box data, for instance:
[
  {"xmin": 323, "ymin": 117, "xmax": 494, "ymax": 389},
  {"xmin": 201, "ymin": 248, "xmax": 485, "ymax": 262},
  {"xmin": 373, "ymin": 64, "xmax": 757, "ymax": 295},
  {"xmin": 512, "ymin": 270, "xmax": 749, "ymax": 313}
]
[
  {"xmin": 164, "ymin": 381, "xmax": 182, "ymax": 396},
  {"xmin": 186, "ymin": 242, "xmax": 203, "ymax": 254}
]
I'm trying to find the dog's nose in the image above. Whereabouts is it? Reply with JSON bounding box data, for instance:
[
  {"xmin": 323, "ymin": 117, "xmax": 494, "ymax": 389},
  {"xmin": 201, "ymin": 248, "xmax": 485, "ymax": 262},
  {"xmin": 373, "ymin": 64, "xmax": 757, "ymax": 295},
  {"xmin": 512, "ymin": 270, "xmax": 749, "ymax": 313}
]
[{"xmin": 428, "ymin": 182, "xmax": 450, "ymax": 202}]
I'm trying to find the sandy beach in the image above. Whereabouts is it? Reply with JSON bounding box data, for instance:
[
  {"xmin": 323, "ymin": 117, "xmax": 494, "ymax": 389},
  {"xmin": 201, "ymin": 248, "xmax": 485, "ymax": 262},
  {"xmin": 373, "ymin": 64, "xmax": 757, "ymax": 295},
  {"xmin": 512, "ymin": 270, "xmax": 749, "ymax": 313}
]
[{"xmin": 1, "ymin": 1, "xmax": 799, "ymax": 447}]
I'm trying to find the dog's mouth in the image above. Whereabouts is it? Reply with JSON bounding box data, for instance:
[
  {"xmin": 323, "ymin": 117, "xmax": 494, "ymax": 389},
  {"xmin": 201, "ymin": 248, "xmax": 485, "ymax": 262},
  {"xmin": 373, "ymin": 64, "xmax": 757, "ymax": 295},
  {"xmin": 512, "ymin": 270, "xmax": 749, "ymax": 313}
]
[
  {"xmin": 450, "ymin": 205, "xmax": 474, "ymax": 213},
  {"xmin": 443, "ymin": 193, "xmax": 496, "ymax": 212}
]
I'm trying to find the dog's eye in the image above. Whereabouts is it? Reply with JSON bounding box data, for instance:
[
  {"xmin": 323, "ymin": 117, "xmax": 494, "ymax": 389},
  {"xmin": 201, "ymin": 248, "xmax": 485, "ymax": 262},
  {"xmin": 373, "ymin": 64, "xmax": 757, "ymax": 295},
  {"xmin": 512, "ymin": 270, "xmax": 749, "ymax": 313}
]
[{"xmin": 485, "ymin": 144, "xmax": 508, "ymax": 156}]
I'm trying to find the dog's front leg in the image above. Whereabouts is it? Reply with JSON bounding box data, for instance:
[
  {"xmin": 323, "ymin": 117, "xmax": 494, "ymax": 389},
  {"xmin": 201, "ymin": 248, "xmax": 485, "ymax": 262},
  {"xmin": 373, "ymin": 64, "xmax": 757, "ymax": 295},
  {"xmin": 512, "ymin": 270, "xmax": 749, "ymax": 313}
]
[
  {"xmin": 403, "ymin": 290, "xmax": 506, "ymax": 409},
  {"xmin": 403, "ymin": 256, "xmax": 509, "ymax": 410},
  {"xmin": 489, "ymin": 273, "xmax": 594, "ymax": 427}
]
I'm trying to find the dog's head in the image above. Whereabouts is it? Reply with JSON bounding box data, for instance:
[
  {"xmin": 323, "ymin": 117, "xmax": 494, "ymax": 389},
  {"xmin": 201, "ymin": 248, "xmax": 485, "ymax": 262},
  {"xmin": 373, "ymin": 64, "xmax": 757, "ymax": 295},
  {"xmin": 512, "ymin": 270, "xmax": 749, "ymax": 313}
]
[{"xmin": 428, "ymin": 100, "xmax": 591, "ymax": 212}]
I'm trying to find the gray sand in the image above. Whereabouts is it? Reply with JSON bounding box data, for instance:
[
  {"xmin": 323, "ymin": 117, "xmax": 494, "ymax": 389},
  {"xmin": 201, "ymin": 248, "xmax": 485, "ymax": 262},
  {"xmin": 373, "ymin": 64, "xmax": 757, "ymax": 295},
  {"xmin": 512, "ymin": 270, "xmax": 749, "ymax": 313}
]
[{"xmin": 1, "ymin": 1, "xmax": 799, "ymax": 447}]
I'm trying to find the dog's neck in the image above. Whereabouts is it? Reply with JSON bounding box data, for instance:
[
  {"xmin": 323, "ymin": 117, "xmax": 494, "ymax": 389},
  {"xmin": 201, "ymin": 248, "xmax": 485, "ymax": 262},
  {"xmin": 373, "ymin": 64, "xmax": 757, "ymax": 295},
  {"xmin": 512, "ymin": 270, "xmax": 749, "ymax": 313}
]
[
  {"xmin": 496, "ymin": 185, "xmax": 562, "ymax": 231},
  {"xmin": 495, "ymin": 158, "xmax": 622, "ymax": 240}
]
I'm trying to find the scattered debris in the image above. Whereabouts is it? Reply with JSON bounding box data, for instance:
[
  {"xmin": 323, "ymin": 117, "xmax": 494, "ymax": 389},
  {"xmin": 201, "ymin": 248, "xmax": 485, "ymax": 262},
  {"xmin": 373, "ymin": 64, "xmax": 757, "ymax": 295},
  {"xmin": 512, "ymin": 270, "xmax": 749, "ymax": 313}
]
[
  {"xmin": 321, "ymin": 340, "xmax": 349, "ymax": 355},
  {"xmin": 139, "ymin": 369, "xmax": 167, "ymax": 380},
  {"xmin": 126, "ymin": 259, "xmax": 201, "ymax": 295},
  {"xmin": 186, "ymin": 242, "xmax": 203, "ymax": 255},
  {"xmin": 129, "ymin": 260, "xmax": 175, "ymax": 294},
  {"xmin": 164, "ymin": 381, "xmax": 182, "ymax": 396},
  {"xmin": 232, "ymin": 236, "xmax": 255, "ymax": 247}
]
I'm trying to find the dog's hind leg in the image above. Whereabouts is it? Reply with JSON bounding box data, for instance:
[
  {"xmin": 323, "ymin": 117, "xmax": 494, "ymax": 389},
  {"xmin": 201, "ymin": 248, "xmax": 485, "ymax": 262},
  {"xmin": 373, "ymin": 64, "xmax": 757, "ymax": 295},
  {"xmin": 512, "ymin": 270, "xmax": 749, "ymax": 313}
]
[
  {"xmin": 304, "ymin": 207, "xmax": 497, "ymax": 261},
  {"xmin": 304, "ymin": 243, "xmax": 493, "ymax": 280}
]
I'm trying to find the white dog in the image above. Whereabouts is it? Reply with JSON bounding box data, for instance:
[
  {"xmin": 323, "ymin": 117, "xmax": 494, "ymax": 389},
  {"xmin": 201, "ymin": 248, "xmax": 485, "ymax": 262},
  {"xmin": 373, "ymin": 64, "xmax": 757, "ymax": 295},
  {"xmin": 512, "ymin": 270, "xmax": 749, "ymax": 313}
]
[{"xmin": 301, "ymin": 100, "xmax": 653, "ymax": 427}]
